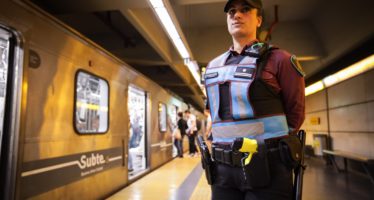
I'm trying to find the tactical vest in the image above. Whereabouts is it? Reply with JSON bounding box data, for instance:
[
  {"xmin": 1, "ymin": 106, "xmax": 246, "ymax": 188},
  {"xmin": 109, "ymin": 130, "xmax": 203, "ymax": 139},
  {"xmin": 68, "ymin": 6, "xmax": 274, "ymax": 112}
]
[{"xmin": 205, "ymin": 43, "xmax": 289, "ymax": 143}]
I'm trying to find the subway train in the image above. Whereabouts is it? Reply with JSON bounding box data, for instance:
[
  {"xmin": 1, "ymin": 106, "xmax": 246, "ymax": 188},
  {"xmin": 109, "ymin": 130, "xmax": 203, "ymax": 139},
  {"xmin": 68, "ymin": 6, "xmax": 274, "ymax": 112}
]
[{"xmin": 0, "ymin": 0, "xmax": 204, "ymax": 199}]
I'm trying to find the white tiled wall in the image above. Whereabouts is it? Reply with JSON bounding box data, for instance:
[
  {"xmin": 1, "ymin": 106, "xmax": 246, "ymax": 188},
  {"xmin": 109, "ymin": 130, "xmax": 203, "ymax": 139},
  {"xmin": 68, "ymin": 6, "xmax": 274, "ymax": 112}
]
[
  {"xmin": 329, "ymin": 104, "xmax": 369, "ymax": 132},
  {"xmin": 328, "ymin": 75, "xmax": 366, "ymax": 108},
  {"xmin": 305, "ymin": 90, "xmax": 327, "ymax": 112},
  {"xmin": 303, "ymin": 111, "xmax": 328, "ymax": 132},
  {"xmin": 368, "ymin": 102, "xmax": 374, "ymax": 132},
  {"xmin": 302, "ymin": 111, "xmax": 328, "ymax": 146},
  {"xmin": 364, "ymin": 70, "xmax": 374, "ymax": 101},
  {"xmin": 330, "ymin": 132, "xmax": 374, "ymax": 158},
  {"xmin": 304, "ymin": 70, "xmax": 374, "ymax": 158}
]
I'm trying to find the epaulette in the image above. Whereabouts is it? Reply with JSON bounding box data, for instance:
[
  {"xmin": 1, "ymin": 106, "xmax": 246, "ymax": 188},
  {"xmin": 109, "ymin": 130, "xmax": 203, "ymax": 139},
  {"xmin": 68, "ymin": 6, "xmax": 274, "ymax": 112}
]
[{"xmin": 290, "ymin": 55, "xmax": 306, "ymax": 77}]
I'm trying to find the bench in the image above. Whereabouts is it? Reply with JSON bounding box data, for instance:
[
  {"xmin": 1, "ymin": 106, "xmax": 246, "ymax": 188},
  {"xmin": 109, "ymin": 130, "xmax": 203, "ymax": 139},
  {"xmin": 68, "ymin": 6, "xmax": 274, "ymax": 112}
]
[{"xmin": 323, "ymin": 149, "xmax": 374, "ymax": 185}]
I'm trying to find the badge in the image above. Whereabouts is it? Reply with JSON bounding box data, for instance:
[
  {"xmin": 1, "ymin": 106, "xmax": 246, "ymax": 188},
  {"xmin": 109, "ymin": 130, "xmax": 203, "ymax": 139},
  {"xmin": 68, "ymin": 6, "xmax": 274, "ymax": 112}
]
[
  {"xmin": 290, "ymin": 55, "xmax": 306, "ymax": 77},
  {"xmin": 205, "ymin": 72, "xmax": 218, "ymax": 79},
  {"xmin": 234, "ymin": 67, "xmax": 255, "ymax": 79}
]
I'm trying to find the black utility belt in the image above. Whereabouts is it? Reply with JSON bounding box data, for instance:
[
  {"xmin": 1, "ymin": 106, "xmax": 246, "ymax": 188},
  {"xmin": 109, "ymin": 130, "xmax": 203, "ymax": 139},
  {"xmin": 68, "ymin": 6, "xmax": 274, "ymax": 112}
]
[
  {"xmin": 212, "ymin": 137, "xmax": 283, "ymax": 167},
  {"xmin": 212, "ymin": 147, "xmax": 244, "ymax": 167}
]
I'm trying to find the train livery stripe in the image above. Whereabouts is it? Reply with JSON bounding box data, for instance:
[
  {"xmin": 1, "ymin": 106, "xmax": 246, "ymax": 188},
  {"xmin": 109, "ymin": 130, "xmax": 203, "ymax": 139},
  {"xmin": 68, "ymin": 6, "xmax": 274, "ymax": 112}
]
[
  {"xmin": 20, "ymin": 147, "xmax": 123, "ymax": 199},
  {"xmin": 21, "ymin": 155, "xmax": 123, "ymax": 177},
  {"xmin": 21, "ymin": 161, "xmax": 79, "ymax": 177}
]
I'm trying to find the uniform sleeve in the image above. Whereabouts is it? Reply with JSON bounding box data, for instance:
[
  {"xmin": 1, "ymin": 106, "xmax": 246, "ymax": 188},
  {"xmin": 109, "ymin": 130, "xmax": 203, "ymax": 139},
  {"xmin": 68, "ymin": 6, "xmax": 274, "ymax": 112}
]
[{"xmin": 275, "ymin": 50, "xmax": 305, "ymax": 133}]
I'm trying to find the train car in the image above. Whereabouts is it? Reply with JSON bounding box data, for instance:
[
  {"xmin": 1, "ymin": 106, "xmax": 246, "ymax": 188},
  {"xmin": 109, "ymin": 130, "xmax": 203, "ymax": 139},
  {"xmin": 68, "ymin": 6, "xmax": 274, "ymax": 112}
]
[{"xmin": 0, "ymin": 0, "xmax": 203, "ymax": 199}]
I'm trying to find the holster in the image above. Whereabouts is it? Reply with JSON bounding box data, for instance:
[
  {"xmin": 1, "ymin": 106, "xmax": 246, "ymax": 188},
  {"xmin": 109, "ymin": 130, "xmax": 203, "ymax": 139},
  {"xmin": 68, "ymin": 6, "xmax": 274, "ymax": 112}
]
[
  {"xmin": 243, "ymin": 140, "xmax": 271, "ymax": 188},
  {"xmin": 279, "ymin": 135, "xmax": 302, "ymax": 169},
  {"xmin": 201, "ymin": 156, "xmax": 215, "ymax": 185},
  {"xmin": 197, "ymin": 135, "xmax": 215, "ymax": 185}
]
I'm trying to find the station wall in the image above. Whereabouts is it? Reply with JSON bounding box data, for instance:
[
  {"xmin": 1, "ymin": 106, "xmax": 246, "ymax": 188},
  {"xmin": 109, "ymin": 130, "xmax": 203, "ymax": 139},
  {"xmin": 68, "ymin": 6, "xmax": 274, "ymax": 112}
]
[{"xmin": 302, "ymin": 69, "xmax": 374, "ymax": 158}]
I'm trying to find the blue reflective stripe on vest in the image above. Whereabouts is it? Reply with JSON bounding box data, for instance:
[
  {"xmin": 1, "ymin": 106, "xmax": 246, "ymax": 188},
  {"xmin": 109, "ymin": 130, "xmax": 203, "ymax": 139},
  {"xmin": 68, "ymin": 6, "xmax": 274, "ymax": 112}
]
[
  {"xmin": 211, "ymin": 115, "xmax": 289, "ymax": 143},
  {"xmin": 205, "ymin": 54, "xmax": 257, "ymax": 123},
  {"xmin": 207, "ymin": 84, "xmax": 221, "ymax": 122},
  {"xmin": 231, "ymin": 82, "xmax": 254, "ymax": 119},
  {"xmin": 205, "ymin": 44, "xmax": 289, "ymax": 141}
]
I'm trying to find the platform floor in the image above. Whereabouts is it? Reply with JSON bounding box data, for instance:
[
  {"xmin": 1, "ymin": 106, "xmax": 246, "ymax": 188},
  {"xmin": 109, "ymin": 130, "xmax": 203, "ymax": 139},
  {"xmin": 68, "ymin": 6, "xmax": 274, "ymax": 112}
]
[{"xmin": 108, "ymin": 155, "xmax": 374, "ymax": 200}]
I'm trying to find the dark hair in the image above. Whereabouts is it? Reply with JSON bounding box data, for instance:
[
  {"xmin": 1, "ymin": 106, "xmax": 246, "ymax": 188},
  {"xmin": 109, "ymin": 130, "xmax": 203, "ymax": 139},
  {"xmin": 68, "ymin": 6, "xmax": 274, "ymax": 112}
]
[
  {"xmin": 178, "ymin": 112, "xmax": 183, "ymax": 117},
  {"xmin": 184, "ymin": 110, "xmax": 191, "ymax": 114}
]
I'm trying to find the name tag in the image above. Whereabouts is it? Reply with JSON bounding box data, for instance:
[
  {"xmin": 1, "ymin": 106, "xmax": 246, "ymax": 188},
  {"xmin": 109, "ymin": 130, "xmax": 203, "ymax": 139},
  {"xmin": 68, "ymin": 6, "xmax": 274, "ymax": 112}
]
[
  {"xmin": 234, "ymin": 67, "xmax": 254, "ymax": 79},
  {"xmin": 205, "ymin": 72, "xmax": 218, "ymax": 79}
]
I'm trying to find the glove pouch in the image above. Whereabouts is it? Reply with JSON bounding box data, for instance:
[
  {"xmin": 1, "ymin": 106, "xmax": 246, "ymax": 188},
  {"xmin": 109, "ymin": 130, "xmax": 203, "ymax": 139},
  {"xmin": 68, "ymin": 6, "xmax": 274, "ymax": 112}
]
[{"xmin": 279, "ymin": 135, "xmax": 302, "ymax": 169}]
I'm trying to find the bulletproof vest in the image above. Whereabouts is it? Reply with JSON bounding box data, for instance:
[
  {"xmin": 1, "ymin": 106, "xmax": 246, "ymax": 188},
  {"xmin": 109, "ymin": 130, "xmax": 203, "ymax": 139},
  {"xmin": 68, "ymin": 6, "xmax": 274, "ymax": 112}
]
[{"xmin": 205, "ymin": 43, "xmax": 289, "ymax": 143}]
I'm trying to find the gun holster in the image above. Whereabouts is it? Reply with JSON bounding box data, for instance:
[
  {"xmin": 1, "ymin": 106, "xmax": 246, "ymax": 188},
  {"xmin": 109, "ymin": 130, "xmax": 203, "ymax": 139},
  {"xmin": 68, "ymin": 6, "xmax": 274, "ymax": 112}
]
[
  {"xmin": 197, "ymin": 136, "xmax": 215, "ymax": 185},
  {"xmin": 201, "ymin": 155, "xmax": 215, "ymax": 185},
  {"xmin": 279, "ymin": 135, "xmax": 302, "ymax": 169}
]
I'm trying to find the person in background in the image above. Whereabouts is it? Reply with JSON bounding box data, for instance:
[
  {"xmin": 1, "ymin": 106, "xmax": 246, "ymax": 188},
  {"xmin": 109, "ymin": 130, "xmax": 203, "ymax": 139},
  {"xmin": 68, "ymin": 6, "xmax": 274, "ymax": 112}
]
[
  {"xmin": 176, "ymin": 112, "xmax": 187, "ymax": 158},
  {"xmin": 185, "ymin": 110, "xmax": 198, "ymax": 157}
]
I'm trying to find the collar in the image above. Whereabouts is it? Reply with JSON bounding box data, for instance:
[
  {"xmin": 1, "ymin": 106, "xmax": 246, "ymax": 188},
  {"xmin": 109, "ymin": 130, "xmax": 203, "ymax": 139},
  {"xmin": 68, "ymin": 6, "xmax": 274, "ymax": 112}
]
[{"xmin": 229, "ymin": 39, "xmax": 259, "ymax": 55}]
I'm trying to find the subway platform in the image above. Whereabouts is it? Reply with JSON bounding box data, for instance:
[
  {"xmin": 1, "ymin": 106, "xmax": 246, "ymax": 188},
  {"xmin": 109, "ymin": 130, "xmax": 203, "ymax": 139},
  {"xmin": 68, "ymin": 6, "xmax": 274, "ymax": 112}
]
[{"xmin": 108, "ymin": 155, "xmax": 374, "ymax": 200}]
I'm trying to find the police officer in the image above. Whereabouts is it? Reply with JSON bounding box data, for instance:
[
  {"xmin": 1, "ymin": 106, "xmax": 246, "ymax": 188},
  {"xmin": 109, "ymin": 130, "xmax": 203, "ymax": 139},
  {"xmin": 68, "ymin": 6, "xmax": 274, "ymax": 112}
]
[{"xmin": 204, "ymin": 0, "xmax": 305, "ymax": 199}]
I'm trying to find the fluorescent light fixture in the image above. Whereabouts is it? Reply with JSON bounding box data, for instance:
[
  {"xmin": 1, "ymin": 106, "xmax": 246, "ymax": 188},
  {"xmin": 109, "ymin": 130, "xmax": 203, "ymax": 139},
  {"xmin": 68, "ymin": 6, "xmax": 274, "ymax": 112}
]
[
  {"xmin": 153, "ymin": 7, "xmax": 179, "ymax": 40},
  {"xmin": 149, "ymin": 0, "xmax": 164, "ymax": 8},
  {"xmin": 322, "ymin": 54, "xmax": 374, "ymax": 87},
  {"xmin": 305, "ymin": 81, "xmax": 324, "ymax": 96},
  {"xmin": 148, "ymin": 0, "xmax": 203, "ymax": 89},
  {"xmin": 148, "ymin": 0, "xmax": 190, "ymax": 59},
  {"xmin": 305, "ymin": 54, "xmax": 374, "ymax": 96},
  {"xmin": 186, "ymin": 60, "xmax": 201, "ymax": 84},
  {"xmin": 171, "ymin": 37, "xmax": 190, "ymax": 59}
]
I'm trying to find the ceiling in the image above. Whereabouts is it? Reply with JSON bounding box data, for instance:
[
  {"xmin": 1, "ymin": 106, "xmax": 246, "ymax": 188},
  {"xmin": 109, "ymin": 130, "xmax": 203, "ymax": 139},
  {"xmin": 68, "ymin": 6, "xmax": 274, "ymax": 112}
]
[{"xmin": 28, "ymin": 0, "xmax": 374, "ymax": 111}]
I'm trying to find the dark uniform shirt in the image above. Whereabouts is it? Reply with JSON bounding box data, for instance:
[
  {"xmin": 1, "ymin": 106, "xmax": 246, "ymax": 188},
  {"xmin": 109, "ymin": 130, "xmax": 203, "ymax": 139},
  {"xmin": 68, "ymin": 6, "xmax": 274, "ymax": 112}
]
[{"xmin": 206, "ymin": 40, "xmax": 305, "ymax": 132}]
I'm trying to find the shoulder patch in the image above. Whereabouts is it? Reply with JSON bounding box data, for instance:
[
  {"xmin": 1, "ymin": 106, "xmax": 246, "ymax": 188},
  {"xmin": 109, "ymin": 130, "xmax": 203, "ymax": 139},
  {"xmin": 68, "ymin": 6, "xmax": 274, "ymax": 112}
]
[{"xmin": 290, "ymin": 55, "xmax": 306, "ymax": 77}]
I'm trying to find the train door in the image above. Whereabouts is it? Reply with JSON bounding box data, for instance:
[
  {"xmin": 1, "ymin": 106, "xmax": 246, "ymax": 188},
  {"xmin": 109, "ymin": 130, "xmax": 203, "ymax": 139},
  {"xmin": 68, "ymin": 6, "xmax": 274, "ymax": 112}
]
[
  {"xmin": 0, "ymin": 25, "xmax": 23, "ymax": 200},
  {"xmin": 127, "ymin": 85, "xmax": 147, "ymax": 179},
  {"xmin": 169, "ymin": 105, "xmax": 178, "ymax": 157}
]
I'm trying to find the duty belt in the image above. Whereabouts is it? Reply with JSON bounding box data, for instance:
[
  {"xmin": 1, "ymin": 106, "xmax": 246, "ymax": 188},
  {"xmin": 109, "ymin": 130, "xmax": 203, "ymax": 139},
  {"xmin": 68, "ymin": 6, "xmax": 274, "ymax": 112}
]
[
  {"xmin": 212, "ymin": 147, "xmax": 244, "ymax": 167},
  {"xmin": 212, "ymin": 137, "xmax": 285, "ymax": 167}
]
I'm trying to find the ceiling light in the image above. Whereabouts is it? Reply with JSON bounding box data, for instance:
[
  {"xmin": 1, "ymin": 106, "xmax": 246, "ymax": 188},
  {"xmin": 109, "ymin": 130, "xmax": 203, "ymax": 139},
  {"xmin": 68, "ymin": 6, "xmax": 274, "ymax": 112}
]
[
  {"xmin": 305, "ymin": 54, "xmax": 374, "ymax": 96},
  {"xmin": 149, "ymin": 0, "xmax": 164, "ymax": 8},
  {"xmin": 322, "ymin": 54, "xmax": 374, "ymax": 87},
  {"xmin": 171, "ymin": 37, "xmax": 190, "ymax": 59},
  {"xmin": 305, "ymin": 81, "xmax": 324, "ymax": 96},
  {"xmin": 186, "ymin": 60, "xmax": 201, "ymax": 84},
  {"xmin": 148, "ymin": 0, "xmax": 190, "ymax": 59}
]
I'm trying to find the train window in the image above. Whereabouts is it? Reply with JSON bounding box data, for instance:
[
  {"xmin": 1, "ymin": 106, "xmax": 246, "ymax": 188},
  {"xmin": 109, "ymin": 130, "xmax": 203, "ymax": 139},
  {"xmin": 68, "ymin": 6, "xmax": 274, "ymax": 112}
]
[
  {"xmin": 74, "ymin": 70, "xmax": 109, "ymax": 134},
  {"xmin": 158, "ymin": 102, "xmax": 167, "ymax": 132},
  {"xmin": 0, "ymin": 29, "xmax": 10, "ymax": 134}
]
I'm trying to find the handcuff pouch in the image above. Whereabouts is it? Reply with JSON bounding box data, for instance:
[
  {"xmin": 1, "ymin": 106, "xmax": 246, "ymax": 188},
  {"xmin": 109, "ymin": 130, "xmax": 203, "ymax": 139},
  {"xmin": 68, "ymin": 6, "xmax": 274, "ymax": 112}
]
[{"xmin": 279, "ymin": 135, "xmax": 302, "ymax": 169}]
